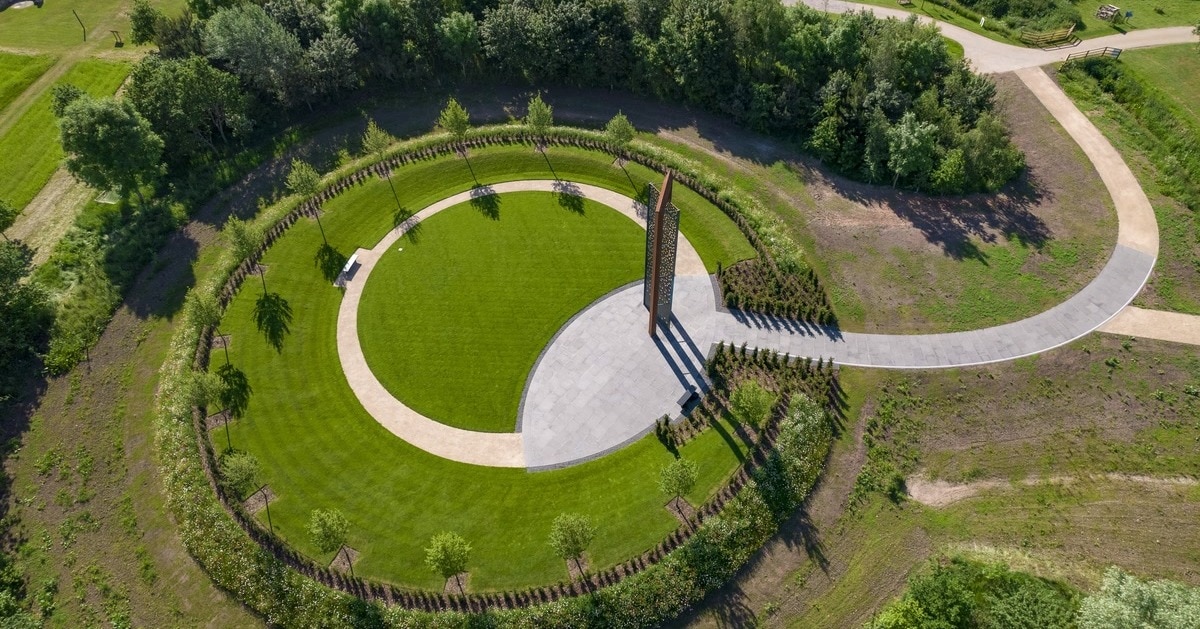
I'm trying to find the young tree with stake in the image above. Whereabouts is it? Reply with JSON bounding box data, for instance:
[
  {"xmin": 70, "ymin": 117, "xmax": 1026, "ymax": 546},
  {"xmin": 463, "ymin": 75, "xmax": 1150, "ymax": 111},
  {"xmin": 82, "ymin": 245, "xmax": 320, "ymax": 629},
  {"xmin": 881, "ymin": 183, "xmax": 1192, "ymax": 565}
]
[
  {"xmin": 425, "ymin": 532, "xmax": 471, "ymax": 593},
  {"xmin": 361, "ymin": 118, "xmax": 402, "ymax": 213},
  {"xmin": 309, "ymin": 508, "xmax": 353, "ymax": 576},
  {"xmin": 285, "ymin": 158, "xmax": 326, "ymax": 243},
  {"xmin": 548, "ymin": 513, "xmax": 596, "ymax": 578},
  {"xmin": 438, "ymin": 98, "xmax": 477, "ymax": 184}
]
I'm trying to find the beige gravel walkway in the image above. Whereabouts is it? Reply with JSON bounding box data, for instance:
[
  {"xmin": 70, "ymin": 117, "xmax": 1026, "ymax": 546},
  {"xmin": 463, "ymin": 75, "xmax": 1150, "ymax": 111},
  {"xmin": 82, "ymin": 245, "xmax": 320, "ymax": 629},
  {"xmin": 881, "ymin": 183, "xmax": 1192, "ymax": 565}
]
[{"xmin": 1099, "ymin": 307, "xmax": 1200, "ymax": 345}]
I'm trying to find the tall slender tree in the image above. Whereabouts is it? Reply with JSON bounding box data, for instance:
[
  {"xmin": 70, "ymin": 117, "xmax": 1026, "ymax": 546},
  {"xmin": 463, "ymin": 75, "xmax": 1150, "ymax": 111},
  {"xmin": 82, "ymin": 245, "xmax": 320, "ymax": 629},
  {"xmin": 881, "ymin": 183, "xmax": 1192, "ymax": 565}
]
[
  {"xmin": 285, "ymin": 159, "xmax": 326, "ymax": 243},
  {"xmin": 361, "ymin": 118, "xmax": 403, "ymax": 213},
  {"xmin": 438, "ymin": 98, "xmax": 476, "ymax": 184}
]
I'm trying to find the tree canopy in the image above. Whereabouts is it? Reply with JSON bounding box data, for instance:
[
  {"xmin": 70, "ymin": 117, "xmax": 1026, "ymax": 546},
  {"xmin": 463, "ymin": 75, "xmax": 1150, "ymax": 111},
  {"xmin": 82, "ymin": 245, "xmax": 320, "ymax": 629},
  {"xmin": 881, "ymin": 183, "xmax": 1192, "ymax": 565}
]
[
  {"xmin": 548, "ymin": 513, "xmax": 596, "ymax": 568},
  {"xmin": 128, "ymin": 0, "xmax": 1023, "ymax": 192},
  {"xmin": 425, "ymin": 532, "xmax": 471, "ymax": 582},
  {"xmin": 438, "ymin": 98, "xmax": 471, "ymax": 141},
  {"xmin": 659, "ymin": 457, "xmax": 699, "ymax": 500},
  {"xmin": 57, "ymin": 95, "xmax": 164, "ymax": 206},
  {"xmin": 604, "ymin": 111, "xmax": 635, "ymax": 148},
  {"xmin": 307, "ymin": 508, "xmax": 350, "ymax": 554}
]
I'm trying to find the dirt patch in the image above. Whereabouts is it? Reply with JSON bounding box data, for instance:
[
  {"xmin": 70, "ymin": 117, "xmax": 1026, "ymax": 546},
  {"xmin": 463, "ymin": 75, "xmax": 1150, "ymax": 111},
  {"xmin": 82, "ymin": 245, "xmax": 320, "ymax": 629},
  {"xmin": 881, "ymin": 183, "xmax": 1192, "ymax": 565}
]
[
  {"xmin": 566, "ymin": 553, "xmax": 590, "ymax": 582},
  {"xmin": 329, "ymin": 546, "xmax": 360, "ymax": 573},
  {"xmin": 242, "ymin": 486, "xmax": 275, "ymax": 514},
  {"xmin": 211, "ymin": 334, "xmax": 232, "ymax": 350},
  {"xmin": 204, "ymin": 409, "xmax": 232, "ymax": 431},
  {"xmin": 5, "ymin": 169, "xmax": 95, "ymax": 264},
  {"xmin": 908, "ymin": 473, "xmax": 1200, "ymax": 507},
  {"xmin": 666, "ymin": 496, "xmax": 697, "ymax": 526},
  {"xmin": 443, "ymin": 572, "xmax": 471, "ymax": 595}
]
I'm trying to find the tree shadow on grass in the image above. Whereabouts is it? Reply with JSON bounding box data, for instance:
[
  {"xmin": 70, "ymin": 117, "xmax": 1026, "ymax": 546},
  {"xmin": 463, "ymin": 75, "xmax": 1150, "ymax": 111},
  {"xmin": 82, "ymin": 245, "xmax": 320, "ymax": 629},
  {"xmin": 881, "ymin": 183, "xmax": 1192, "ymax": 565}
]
[
  {"xmin": 314, "ymin": 244, "xmax": 349, "ymax": 284},
  {"xmin": 470, "ymin": 186, "xmax": 501, "ymax": 220},
  {"xmin": 253, "ymin": 292, "xmax": 293, "ymax": 353},
  {"xmin": 216, "ymin": 362, "xmax": 252, "ymax": 419},
  {"xmin": 553, "ymin": 180, "xmax": 585, "ymax": 215}
]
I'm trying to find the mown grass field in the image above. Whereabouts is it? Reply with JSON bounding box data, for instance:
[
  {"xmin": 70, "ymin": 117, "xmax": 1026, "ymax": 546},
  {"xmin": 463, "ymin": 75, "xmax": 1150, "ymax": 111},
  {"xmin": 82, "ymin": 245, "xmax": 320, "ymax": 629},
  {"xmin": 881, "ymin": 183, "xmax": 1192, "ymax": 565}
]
[
  {"xmin": 0, "ymin": 51, "xmax": 54, "ymax": 112},
  {"xmin": 214, "ymin": 146, "xmax": 758, "ymax": 589},
  {"xmin": 0, "ymin": 58, "xmax": 128, "ymax": 209},
  {"xmin": 1120, "ymin": 44, "xmax": 1200, "ymax": 130},
  {"xmin": 320, "ymin": 145, "xmax": 755, "ymax": 273},
  {"xmin": 359, "ymin": 192, "xmax": 645, "ymax": 433},
  {"xmin": 1074, "ymin": 0, "xmax": 1200, "ymax": 38},
  {"xmin": 0, "ymin": 0, "xmax": 135, "ymax": 51}
]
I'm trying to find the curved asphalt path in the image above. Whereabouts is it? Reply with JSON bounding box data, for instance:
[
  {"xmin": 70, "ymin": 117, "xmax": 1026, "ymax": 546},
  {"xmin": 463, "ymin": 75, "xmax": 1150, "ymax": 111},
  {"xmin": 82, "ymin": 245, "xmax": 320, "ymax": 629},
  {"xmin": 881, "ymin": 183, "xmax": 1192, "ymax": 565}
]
[{"xmin": 337, "ymin": 18, "xmax": 1195, "ymax": 468}]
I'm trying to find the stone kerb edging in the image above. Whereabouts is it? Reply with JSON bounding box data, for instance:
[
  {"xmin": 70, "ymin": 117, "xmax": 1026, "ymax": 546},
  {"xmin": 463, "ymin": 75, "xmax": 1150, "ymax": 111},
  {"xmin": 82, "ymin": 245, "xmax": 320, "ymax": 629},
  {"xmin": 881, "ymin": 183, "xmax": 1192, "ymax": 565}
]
[{"xmin": 188, "ymin": 136, "xmax": 819, "ymax": 611}]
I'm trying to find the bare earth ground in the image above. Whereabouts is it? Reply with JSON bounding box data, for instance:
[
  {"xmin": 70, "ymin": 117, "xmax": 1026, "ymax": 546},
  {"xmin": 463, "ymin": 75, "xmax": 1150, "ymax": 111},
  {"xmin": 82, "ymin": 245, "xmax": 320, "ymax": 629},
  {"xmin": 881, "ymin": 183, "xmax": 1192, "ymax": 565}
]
[{"xmin": 908, "ymin": 473, "xmax": 1199, "ymax": 507}]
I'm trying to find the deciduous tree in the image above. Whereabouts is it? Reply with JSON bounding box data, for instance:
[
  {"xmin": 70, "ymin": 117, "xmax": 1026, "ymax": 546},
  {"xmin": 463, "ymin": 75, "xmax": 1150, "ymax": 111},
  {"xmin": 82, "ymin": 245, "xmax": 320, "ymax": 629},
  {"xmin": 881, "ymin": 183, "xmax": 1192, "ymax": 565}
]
[
  {"xmin": 886, "ymin": 111, "xmax": 938, "ymax": 189},
  {"xmin": 204, "ymin": 4, "xmax": 305, "ymax": 106},
  {"xmin": 525, "ymin": 92, "xmax": 554, "ymax": 146},
  {"xmin": 219, "ymin": 451, "xmax": 259, "ymax": 497},
  {"xmin": 659, "ymin": 457, "xmax": 698, "ymax": 503},
  {"xmin": 361, "ymin": 118, "xmax": 403, "ymax": 212},
  {"xmin": 604, "ymin": 111, "xmax": 635, "ymax": 149},
  {"xmin": 129, "ymin": 0, "xmax": 163, "ymax": 46},
  {"xmin": 0, "ymin": 240, "xmax": 50, "ymax": 399},
  {"xmin": 425, "ymin": 532, "xmax": 471, "ymax": 591},
  {"xmin": 730, "ymin": 380, "xmax": 777, "ymax": 429},
  {"xmin": 439, "ymin": 11, "xmax": 480, "ymax": 76},
  {"xmin": 58, "ymin": 96, "xmax": 164, "ymax": 208},
  {"xmin": 548, "ymin": 513, "xmax": 595, "ymax": 576}
]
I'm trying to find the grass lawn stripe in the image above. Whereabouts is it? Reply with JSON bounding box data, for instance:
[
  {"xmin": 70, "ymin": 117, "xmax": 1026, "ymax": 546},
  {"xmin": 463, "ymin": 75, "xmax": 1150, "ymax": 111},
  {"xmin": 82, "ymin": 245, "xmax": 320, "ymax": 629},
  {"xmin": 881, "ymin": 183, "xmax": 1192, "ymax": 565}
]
[
  {"xmin": 0, "ymin": 51, "xmax": 55, "ymax": 113},
  {"xmin": 0, "ymin": 58, "xmax": 129, "ymax": 209}
]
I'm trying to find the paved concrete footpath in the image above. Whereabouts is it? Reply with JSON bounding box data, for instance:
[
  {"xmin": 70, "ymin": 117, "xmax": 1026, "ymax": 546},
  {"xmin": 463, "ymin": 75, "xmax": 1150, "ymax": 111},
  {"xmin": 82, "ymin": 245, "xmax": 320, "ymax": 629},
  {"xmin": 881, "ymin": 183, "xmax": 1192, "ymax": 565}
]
[{"xmin": 336, "ymin": 18, "xmax": 1196, "ymax": 468}]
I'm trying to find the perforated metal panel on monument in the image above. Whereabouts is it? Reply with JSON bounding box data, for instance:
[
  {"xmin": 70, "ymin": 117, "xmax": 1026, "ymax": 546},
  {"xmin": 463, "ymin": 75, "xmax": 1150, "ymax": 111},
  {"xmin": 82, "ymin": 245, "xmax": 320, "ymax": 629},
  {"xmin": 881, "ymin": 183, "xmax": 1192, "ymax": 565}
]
[{"xmin": 643, "ymin": 180, "xmax": 680, "ymax": 329}]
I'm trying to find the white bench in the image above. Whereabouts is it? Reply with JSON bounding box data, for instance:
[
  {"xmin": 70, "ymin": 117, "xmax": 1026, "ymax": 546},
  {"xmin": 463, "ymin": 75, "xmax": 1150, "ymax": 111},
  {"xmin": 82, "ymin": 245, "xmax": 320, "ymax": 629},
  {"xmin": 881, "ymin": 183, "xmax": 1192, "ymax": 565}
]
[{"xmin": 334, "ymin": 253, "xmax": 360, "ymax": 287}]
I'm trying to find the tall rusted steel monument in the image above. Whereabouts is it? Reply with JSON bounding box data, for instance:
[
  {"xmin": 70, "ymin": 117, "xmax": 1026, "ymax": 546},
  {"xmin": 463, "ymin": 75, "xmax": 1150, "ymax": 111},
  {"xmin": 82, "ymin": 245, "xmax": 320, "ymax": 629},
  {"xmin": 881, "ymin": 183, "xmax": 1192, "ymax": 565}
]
[{"xmin": 644, "ymin": 171, "xmax": 681, "ymax": 337}]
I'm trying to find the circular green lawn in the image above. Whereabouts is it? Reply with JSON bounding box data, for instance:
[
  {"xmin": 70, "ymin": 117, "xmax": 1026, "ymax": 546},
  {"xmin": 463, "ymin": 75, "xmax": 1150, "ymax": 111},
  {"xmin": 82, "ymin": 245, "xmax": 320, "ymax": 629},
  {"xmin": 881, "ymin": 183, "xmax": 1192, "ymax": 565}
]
[{"xmin": 357, "ymin": 191, "xmax": 645, "ymax": 433}]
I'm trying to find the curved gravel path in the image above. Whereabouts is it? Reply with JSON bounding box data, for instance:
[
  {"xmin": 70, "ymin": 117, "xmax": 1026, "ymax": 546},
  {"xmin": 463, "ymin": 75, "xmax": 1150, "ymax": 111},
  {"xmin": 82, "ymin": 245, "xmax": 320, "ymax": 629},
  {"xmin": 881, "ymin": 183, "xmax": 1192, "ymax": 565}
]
[{"xmin": 336, "ymin": 20, "xmax": 1194, "ymax": 468}]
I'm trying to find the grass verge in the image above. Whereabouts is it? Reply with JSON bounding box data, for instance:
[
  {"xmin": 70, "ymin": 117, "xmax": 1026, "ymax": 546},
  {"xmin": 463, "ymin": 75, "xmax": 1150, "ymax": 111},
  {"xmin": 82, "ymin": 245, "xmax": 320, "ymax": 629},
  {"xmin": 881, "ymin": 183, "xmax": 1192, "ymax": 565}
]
[
  {"xmin": 0, "ymin": 58, "xmax": 129, "ymax": 209},
  {"xmin": 1057, "ymin": 51, "xmax": 1200, "ymax": 313}
]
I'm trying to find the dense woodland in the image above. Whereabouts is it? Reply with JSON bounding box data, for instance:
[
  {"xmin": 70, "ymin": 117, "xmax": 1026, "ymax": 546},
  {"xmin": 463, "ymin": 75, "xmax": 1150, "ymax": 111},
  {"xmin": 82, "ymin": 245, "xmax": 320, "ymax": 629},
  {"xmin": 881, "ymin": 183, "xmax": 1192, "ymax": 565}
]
[{"xmin": 125, "ymin": 0, "xmax": 1023, "ymax": 193}]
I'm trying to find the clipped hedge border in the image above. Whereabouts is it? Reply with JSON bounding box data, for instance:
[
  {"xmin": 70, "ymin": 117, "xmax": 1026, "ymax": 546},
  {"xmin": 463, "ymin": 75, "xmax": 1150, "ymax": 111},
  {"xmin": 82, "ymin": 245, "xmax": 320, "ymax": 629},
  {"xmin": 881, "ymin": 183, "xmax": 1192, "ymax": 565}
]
[{"xmin": 157, "ymin": 126, "xmax": 834, "ymax": 626}]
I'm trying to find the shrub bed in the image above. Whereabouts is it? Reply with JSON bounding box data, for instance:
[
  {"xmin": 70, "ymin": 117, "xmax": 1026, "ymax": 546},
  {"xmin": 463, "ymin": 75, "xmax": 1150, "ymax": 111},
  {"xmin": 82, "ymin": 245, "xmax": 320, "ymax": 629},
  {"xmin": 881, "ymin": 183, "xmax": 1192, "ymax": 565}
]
[
  {"xmin": 156, "ymin": 127, "xmax": 839, "ymax": 626},
  {"xmin": 717, "ymin": 259, "xmax": 836, "ymax": 325}
]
